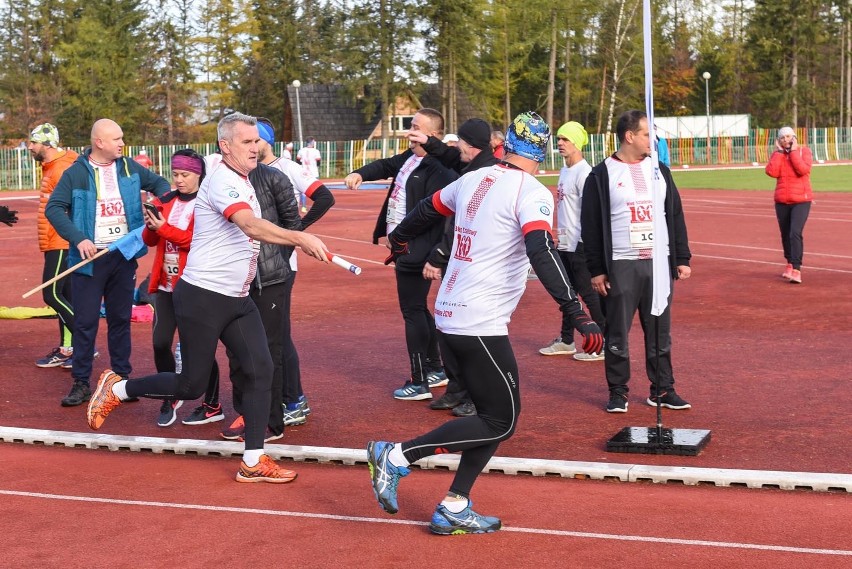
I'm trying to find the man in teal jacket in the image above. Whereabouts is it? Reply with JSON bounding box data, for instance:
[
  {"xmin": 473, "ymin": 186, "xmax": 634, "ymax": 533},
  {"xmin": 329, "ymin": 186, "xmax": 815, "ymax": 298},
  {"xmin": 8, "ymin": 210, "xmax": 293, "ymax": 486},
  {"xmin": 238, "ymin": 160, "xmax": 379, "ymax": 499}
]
[{"xmin": 47, "ymin": 119, "xmax": 170, "ymax": 407}]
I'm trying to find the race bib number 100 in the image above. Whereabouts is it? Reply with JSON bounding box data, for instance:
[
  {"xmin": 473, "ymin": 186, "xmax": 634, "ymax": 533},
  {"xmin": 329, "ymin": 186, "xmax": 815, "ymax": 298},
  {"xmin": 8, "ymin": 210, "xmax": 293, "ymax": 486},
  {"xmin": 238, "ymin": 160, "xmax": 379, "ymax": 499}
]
[{"xmin": 628, "ymin": 201, "xmax": 653, "ymax": 250}]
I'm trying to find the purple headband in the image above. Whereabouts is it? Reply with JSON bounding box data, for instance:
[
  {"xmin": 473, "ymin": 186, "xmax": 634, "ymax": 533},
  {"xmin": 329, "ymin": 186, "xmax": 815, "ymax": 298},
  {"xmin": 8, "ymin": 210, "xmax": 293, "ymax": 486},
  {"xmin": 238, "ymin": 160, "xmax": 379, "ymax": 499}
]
[{"xmin": 171, "ymin": 154, "xmax": 203, "ymax": 175}]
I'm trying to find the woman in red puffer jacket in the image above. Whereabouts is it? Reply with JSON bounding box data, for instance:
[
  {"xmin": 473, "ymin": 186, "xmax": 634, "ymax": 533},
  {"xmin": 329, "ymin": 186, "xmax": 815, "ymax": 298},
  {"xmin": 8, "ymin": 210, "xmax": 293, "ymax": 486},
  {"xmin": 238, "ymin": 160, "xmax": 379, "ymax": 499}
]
[{"xmin": 765, "ymin": 126, "xmax": 813, "ymax": 284}]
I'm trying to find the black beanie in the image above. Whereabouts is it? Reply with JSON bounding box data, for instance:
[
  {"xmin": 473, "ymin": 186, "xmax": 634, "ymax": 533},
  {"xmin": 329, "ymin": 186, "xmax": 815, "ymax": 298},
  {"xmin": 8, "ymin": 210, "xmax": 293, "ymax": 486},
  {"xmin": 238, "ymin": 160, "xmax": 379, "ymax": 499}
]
[{"xmin": 457, "ymin": 119, "xmax": 492, "ymax": 150}]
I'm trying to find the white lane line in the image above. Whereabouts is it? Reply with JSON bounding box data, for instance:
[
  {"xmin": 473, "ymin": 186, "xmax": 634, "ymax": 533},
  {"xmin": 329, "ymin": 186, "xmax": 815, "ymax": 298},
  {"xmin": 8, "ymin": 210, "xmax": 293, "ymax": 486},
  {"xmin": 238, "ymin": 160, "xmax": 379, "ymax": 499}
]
[
  {"xmin": 2, "ymin": 490, "xmax": 849, "ymax": 556},
  {"xmin": 0, "ymin": 196, "xmax": 37, "ymax": 202},
  {"xmin": 691, "ymin": 241, "xmax": 852, "ymax": 260},
  {"xmin": 684, "ymin": 209, "xmax": 852, "ymax": 223},
  {"xmin": 692, "ymin": 254, "xmax": 852, "ymax": 274},
  {"xmin": 313, "ymin": 233, "xmax": 378, "ymax": 246},
  {"xmin": 507, "ymin": 525, "xmax": 852, "ymax": 556}
]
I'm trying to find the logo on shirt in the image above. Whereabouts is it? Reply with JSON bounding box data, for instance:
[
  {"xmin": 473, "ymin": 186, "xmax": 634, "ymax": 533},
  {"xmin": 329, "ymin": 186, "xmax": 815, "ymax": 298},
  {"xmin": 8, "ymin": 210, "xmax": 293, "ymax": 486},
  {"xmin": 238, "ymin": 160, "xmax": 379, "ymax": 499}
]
[
  {"xmin": 228, "ymin": 191, "xmax": 239, "ymax": 198},
  {"xmin": 540, "ymin": 205, "xmax": 551, "ymax": 215}
]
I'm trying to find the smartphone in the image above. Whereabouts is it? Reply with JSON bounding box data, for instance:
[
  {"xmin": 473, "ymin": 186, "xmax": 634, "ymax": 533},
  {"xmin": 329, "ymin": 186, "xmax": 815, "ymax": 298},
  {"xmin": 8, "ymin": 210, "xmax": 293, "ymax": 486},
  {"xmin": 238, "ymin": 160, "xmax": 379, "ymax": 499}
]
[{"xmin": 143, "ymin": 203, "xmax": 162, "ymax": 219}]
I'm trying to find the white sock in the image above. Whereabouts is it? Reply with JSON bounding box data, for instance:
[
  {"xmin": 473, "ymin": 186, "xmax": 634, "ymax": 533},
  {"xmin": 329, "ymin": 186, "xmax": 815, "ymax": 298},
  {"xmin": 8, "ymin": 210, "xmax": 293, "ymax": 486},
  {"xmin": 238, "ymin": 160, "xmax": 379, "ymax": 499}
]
[
  {"xmin": 111, "ymin": 380, "xmax": 129, "ymax": 401},
  {"xmin": 242, "ymin": 449, "xmax": 264, "ymax": 467},
  {"xmin": 440, "ymin": 494, "xmax": 469, "ymax": 513},
  {"xmin": 388, "ymin": 443, "xmax": 410, "ymax": 467}
]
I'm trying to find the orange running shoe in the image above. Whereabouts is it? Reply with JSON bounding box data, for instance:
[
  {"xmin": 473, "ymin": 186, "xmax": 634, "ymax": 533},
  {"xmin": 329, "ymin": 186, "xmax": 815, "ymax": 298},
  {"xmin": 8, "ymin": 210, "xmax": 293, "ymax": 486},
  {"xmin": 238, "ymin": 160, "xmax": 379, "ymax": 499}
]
[
  {"xmin": 781, "ymin": 263, "xmax": 794, "ymax": 280},
  {"xmin": 87, "ymin": 370, "xmax": 123, "ymax": 430},
  {"xmin": 236, "ymin": 454, "xmax": 298, "ymax": 484}
]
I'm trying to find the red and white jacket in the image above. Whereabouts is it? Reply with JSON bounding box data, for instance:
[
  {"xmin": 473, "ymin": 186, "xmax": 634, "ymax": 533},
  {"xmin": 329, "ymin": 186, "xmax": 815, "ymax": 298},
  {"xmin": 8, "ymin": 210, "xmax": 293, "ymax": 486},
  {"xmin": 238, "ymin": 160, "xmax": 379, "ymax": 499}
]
[{"xmin": 142, "ymin": 190, "xmax": 196, "ymax": 293}]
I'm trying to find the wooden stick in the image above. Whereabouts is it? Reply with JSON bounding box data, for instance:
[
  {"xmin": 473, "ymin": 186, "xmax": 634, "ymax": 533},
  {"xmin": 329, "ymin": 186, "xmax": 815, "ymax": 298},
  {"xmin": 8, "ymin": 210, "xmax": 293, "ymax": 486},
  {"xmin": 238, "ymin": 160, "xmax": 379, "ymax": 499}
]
[{"xmin": 22, "ymin": 248, "xmax": 111, "ymax": 299}]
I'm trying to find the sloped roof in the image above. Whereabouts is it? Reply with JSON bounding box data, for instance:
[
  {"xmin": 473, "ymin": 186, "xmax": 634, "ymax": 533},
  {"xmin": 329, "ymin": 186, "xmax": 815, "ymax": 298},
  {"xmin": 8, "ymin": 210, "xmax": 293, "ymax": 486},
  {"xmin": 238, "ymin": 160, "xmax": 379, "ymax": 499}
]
[
  {"xmin": 286, "ymin": 84, "xmax": 381, "ymax": 142},
  {"xmin": 286, "ymin": 83, "xmax": 487, "ymax": 142}
]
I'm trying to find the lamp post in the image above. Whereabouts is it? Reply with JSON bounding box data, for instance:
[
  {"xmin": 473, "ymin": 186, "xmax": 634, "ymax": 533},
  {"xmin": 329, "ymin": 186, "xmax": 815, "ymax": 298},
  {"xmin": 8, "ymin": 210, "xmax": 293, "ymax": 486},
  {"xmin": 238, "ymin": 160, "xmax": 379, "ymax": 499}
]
[
  {"xmin": 292, "ymin": 79, "xmax": 303, "ymax": 148},
  {"xmin": 702, "ymin": 71, "xmax": 711, "ymax": 164}
]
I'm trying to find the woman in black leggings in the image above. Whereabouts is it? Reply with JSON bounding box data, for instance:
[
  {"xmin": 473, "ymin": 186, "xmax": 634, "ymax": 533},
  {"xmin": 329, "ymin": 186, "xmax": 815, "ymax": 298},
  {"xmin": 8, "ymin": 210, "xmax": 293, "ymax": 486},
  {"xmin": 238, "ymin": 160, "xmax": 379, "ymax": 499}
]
[{"xmin": 142, "ymin": 149, "xmax": 221, "ymax": 427}]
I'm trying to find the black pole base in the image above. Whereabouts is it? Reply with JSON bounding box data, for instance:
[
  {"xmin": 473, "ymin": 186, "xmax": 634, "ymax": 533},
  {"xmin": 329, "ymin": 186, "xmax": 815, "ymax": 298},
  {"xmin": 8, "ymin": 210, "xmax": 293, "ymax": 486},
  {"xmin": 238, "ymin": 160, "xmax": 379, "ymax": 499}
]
[{"xmin": 606, "ymin": 427, "xmax": 712, "ymax": 456}]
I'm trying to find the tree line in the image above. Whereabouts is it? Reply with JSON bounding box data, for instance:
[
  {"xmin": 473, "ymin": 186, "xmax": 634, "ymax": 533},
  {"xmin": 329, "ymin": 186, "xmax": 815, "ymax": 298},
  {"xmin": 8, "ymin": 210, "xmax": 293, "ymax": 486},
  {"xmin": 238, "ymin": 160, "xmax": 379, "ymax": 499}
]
[{"xmin": 2, "ymin": 0, "xmax": 850, "ymax": 147}]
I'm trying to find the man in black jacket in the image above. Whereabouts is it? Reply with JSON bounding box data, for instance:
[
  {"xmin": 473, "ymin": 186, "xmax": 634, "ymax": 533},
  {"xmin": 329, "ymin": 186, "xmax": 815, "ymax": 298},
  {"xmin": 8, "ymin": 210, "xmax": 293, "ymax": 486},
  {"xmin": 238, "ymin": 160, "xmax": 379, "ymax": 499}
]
[
  {"xmin": 220, "ymin": 159, "xmax": 302, "ymax": 442},
  {"xmin": 344, "ymin": 108, "xmax": 458, "ymax": 401},
  {"xmin": 581, "ymin": 109, "xmax": 692, "ymax": 414},
  {"xmin": 255, "ymin": 118, "xmax": 335, "ymax": 427}
]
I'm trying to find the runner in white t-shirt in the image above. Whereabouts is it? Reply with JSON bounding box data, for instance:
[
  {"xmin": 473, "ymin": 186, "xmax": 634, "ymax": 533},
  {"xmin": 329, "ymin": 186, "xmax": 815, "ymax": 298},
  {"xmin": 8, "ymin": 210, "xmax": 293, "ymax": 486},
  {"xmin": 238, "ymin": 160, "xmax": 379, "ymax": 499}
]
[
  {"xmin": 296, "ymin": 138, "xmax": 322, "ymax": 212},
  {"xmin": 539, "ymin": 121, "xmax": 606, "ymax": 361},
  {"xmin": 87, "ymin": 113, "xmax": 330, "ymax": 484},
  {"xmin": 296, "ymin": 137, "xmax": 321, "ymax": 178},
  {"xmin": 366, "ymin": 112, "xmax": 603, "ymax": 536}
]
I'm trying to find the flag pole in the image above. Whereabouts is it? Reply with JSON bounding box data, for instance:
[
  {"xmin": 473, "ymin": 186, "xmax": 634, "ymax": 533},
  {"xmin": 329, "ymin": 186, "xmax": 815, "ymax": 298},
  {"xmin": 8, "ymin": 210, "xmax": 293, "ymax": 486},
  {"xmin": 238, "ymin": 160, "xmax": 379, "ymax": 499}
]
[{"xmin": 606, "ymin": 0, "xmax": 710, "ymax": 456}]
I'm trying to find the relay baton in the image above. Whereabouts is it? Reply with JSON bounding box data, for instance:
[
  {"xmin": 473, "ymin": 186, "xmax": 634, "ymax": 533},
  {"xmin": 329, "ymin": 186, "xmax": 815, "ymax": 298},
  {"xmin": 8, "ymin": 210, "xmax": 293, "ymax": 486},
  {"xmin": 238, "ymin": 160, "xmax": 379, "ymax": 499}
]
[{"xmin": 326, "ymin": 252, "xmax": 362, "ymax": 275}]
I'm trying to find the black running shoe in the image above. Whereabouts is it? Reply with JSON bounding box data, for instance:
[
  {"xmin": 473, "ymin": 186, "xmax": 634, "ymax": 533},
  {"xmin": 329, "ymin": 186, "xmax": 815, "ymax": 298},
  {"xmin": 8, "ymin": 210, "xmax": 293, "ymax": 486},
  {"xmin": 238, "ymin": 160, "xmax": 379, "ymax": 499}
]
[
  {"xmin": 646, "ymin": 390, "xmax": 691, "ymax": 410},
  {"xmin": 181, "ymin": 403, "xmax": 225, "ymax": 425},
  {"xmin": 61, "ymin": 381, "xmax": 91, "ymax": 407},
  {"xmin": 606, "ymin": 393, "xmax": 628, "ymax": 413},
  {"xmin": 157, "ymin": 400, "xmax": 183, "ymax": 427}
]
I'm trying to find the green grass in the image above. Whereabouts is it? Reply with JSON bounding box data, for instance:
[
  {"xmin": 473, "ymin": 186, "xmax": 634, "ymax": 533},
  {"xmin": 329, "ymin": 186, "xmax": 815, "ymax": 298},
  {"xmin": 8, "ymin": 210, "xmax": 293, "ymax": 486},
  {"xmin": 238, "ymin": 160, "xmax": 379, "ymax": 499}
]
[
  {"xmin": 671, "ymin": 164, "xmax": 852, "ymax": 191},
  {"xmin": 539, "ymin": 163, "xmax": 852, "ymax": 192}
]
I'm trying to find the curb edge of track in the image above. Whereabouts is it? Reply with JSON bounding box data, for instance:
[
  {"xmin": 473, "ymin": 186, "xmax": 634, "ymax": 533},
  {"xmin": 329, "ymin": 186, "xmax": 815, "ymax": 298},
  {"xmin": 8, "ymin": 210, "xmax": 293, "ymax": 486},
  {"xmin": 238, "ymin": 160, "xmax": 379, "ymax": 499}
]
[{"xmin": 2, "ymin": 426, "xmax": 849, "ymax": 493}]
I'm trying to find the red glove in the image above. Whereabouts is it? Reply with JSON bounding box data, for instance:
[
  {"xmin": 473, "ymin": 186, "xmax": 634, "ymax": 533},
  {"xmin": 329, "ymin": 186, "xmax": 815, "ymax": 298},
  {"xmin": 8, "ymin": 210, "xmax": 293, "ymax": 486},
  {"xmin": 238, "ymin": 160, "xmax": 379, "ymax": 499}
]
[
  {"xmin": 572, "ymin": 313, "xmax": 604, "ymax": 354},
  {"xmin": 384, "ymin": 233, "xmax": 409, "ymax": 265}
]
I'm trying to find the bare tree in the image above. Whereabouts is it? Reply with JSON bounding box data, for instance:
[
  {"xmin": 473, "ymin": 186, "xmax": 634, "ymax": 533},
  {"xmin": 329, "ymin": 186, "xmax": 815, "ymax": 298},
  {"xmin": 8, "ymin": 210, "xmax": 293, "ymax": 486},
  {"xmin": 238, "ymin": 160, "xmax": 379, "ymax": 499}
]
[{"xmin": 603, "ymin": 0, "xmax": 641, "ymax": 135}]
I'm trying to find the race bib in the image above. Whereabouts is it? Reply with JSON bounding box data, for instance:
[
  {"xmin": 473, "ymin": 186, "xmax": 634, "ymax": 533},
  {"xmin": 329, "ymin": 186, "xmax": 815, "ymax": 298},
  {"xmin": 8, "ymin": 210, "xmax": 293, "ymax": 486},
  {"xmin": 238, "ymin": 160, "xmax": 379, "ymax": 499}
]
[
  {"xmin": 95, "ymin": 198, "xmax": 128, "ymax": 244},
  {"xmin": 628, "ymin": 201, "xmax": 654, "ymax": 250}
]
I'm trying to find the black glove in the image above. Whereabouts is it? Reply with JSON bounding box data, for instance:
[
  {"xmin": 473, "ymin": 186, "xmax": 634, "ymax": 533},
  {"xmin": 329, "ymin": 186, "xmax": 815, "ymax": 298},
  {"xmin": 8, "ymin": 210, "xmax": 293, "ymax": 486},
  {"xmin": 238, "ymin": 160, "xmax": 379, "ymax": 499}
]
[
  {"xmin": 384, "ymin": 232, "xmax": 409, "ymax": 265},
  {"xmin": 0, "ymin": 205, "xmax": 19, "ymax": 227},
  {"xmin": 571, "ymin": 313, "xmax": 604, "ymax": 355}
]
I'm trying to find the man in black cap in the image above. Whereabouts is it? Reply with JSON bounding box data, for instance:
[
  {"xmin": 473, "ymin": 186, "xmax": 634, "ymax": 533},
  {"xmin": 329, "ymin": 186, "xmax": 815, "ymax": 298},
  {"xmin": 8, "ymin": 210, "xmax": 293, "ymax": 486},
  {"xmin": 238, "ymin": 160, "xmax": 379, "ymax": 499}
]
[
  {"xmin": 407, "ymin": 118, "xmax": 499, "ymax": 417},
  {"xmin": 412, "ymin": 118, "xmax": 496, "ymax": 177}
]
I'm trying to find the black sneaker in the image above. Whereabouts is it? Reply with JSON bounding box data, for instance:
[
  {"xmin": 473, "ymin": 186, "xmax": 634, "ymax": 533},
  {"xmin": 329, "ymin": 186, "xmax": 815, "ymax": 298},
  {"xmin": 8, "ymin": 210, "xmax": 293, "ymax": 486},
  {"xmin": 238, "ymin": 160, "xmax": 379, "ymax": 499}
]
[
  {"xmin": 646, "ymin": 390, "xmax": 691, "ymax": 410},
  {"xmin": 156, "ymin": 400, "xmax": 183, "ymax": 427},
  {"xmin": 429, "ymin": 391, "xmax": 465, "ymax": 410},
  {"xmin": 61, "ymin": 381, "xmax": 91, "ymax": 407},
  {"xmin": 182, "ymin": 403, "xmax": 225, "ymax": 425},
  {"xmin": 606, "ymin": 392, "xmax": 628, "ymax": 413},
  {"xmin": 451, "ymin": 402, "xmax": 477, "ymax": 417}
]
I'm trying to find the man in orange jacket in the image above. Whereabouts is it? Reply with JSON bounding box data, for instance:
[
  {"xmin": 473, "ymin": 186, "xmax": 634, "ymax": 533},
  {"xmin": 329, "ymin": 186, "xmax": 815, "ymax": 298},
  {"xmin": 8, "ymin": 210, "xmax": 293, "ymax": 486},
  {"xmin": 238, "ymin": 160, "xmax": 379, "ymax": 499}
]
[{"xmin": 28, "ymin": 123, "xmax": 80, "ymax": 369}]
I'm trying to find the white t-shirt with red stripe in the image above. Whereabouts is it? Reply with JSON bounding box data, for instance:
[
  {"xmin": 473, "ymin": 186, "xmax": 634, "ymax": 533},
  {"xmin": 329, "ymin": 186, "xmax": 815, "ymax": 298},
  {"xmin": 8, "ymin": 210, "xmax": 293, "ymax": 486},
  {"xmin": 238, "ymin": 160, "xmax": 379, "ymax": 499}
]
[
  {"xmin": 432, "ymin": 163, "xmax": 554, "ymax": 336},
  {"xmin": 386, "ymin": 154, "xmax": 423, "ymax": 234},
  {"xmin": 267, "ymin": 156, "xmax": 323, "ymax": 271},
  {"xmin": 605, "ymin": 156, "xmax": 668, "ymax": 260},
  {"xmin": 296, "ymin": 146, "xmax": 321, "ymax": 178},
  {"xmin": 182, "ymin": 164, "xmax": 261, "ymax": 297}
]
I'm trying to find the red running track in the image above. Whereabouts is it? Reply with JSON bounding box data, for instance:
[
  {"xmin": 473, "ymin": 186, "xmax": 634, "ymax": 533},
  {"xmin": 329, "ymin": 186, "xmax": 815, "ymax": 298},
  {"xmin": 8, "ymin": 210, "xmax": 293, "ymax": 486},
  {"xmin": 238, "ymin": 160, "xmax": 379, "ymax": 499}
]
[
  {"xmin": 2, "ymin": 444, "xmax": 850, "ymax": 568},
  {"xmin": 0, "ymin": 187, "xmax": 850, "ymax": 566}
]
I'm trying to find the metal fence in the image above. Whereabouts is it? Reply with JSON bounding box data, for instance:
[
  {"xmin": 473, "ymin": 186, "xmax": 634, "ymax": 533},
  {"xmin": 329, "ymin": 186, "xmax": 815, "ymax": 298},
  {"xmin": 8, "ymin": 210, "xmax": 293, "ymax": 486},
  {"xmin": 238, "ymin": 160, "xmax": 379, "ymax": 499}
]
[{"xmin": 4, "ymin": 127, "xmax": 851, "ymax": 191}]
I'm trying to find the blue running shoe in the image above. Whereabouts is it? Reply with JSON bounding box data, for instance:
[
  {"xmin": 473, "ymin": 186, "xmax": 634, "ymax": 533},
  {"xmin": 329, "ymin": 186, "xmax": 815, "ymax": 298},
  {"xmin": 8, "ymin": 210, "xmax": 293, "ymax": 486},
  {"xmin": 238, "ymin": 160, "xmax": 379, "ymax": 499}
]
[
  {"xmin": 393, "ymin": 381, "xmax": 431, "ymax": 401},
  {"xmin": 283, "ymin": 402, "xmax": 307, "ymax": 426},
  {"xmin": 429, "ymin": 502, "xmax": 502, "ymax": 535},
  {"xmin": 426, "ymin": 370, "xmax": 448, "ymax": 388},
  {"xmin": 366, "ymin": 441, "xmax": 409, "ymax": 514},
  {"xmin": 298, "ymin": 394, "xmax": 311, "ymax": 415}
]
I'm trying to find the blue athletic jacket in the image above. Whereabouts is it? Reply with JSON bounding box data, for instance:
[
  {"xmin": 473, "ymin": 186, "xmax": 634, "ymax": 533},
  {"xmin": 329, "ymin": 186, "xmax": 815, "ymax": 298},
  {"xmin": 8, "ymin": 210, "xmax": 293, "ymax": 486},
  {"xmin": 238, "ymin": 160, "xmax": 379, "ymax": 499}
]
[{"xmin": 46, "ymin": 149, "xmax": 171, "ymax": 275}]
